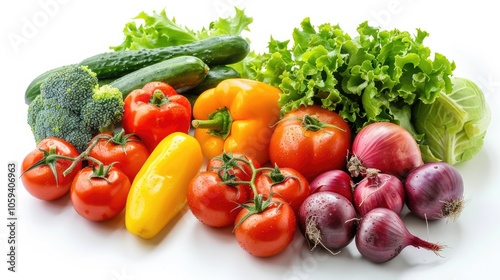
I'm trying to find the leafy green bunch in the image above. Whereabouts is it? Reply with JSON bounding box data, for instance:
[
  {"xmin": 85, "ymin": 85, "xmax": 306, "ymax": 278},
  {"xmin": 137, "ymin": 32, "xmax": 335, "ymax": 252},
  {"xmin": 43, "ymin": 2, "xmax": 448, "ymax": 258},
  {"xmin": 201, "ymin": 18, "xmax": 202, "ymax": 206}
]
[
  {"xmin": 238, "ymin": 18, "xmax": 456, "ymax": 136},
  {"xmin": 110, "ymin": 7, "xmax": 253, "ymax": 51}
]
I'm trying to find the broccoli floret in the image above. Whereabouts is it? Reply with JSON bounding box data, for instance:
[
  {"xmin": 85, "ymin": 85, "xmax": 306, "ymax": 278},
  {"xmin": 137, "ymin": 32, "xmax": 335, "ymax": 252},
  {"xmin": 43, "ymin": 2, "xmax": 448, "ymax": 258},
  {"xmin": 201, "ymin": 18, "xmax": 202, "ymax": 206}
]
[
  {"xmin": 82, "ymin": 85, "xmax": 124, "ymax": 131},
  {"xmin": 27, "ymin": 65, "xmax": 124, "ymax": 152},
  {"xmin": 32, "ymin": 99, "xmax": 93, "ymax": 151},
  {"xmin": 27, "ymin": 93, "xmax": 45, "ymax": 132},
  {"xmin": 41, "ymin": 65, "xmax": 98, "ymax": 111}
]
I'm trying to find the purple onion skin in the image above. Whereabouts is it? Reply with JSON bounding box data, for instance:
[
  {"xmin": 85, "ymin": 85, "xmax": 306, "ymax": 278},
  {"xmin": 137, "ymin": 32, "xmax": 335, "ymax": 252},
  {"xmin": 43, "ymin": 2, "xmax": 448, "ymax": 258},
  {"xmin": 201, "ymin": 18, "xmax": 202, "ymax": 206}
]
[
  {"xmin": 298, "ymin": 192, "xmax": 358, "ymax": 251},
  {"xmin": 404, "ymin": 162, "xmax": 464, "ymax": 221},
  {"xmin": 348, "ymin": 122, "xmax": 424, "ymax": 179},
  {"xmin": 353, "ymin": 173, "xmax": 405, "ymax": 216},
  {"xmin": 310, "ymin": 170, "xmax": 354, "ymax": 203},
  {"xmin": 356, "ymin": 208, "xmax": 443, "ymax": 263}
]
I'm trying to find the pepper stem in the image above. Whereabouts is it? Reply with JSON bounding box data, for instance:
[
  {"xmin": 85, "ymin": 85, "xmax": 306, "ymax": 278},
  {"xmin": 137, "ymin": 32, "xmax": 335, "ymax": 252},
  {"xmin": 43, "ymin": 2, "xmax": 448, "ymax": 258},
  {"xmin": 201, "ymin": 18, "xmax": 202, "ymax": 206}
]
[
  {"xmin": 191, "ymin": 107, "xmax": 232, "ymax": 140},
  {"xmin": 149, "ymin": 89, "xmax": 170, "ymax": 107}
]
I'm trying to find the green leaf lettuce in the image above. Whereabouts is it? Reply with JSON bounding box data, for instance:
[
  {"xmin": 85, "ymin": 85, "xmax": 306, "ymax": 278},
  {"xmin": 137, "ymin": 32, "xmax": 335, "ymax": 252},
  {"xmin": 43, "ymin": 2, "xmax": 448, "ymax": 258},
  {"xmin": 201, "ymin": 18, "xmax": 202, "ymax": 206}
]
[
  {"xmin": 111, "ymin": 7, "xmax": 252, "ymax": 51},
  {"xmin": 240, "ymin": 18, "xmax": 457, "ymax": 136}
]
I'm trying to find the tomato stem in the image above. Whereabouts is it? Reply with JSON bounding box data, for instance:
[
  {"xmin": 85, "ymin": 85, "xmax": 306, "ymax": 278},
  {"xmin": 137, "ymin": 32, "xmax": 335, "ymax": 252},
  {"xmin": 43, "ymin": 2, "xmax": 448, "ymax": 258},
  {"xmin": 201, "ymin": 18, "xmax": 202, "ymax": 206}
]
[
  {"xmin": 211, "ymin": 152, "xmax": 288, "ymax": 231},
  {"xmin": 215, "ymin": 153, "xmax": 302, "ymax": 198},
  {"xmin": 271, "ymin": 114, "xmax": 347, "ymax": 133},
  {"xmin": 108, "ymin": 129, "xmax": 143, "ymax": 154},
  {"xmin": 301, "ymin": 114, "xmax": 346, "ymax": 132},
  {"xmin": 267, "ymin": 164, "xmax": 286, "ymax": 183},
  {"xmin": 87, "ymin": 161, "xmax": 117, "ymax": 184},
  {"xmin": 62, "ymin": 134, "xmax": 108, "ymax": 177},
  {"xmin": 20, "ymin": 146, "xmax": 76, "ymax": 188}
]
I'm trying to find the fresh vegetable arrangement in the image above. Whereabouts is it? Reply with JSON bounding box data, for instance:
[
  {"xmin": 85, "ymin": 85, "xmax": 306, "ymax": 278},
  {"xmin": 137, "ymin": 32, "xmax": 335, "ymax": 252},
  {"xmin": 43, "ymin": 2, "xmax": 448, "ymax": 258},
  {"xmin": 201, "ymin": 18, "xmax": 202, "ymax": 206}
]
[{"xmin": 21, "ymin": 6, "xmax": 491, "ymax": 267}]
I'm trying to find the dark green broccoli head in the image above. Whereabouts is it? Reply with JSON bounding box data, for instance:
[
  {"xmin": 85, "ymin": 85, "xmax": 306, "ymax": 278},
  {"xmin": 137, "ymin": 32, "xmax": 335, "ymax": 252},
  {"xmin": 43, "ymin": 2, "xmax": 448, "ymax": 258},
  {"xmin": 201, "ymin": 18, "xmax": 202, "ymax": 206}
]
[
  {"xmin": 41, "ymin": 65, "xmax": 98, "ymax": 112},
  {"xmin": 27, "ymin": 93, "xmax": 45, "ymax": 132},
  {"xmin": 29, "ymin": 98, "xmax": 94, "ymax": 152},
  {"xmin": 27, "ymin": 65, "xmax": 125, "ymax": 152},
  {"xmin": 82, "ymin": 85, "xmax": 124, "ymax": 131}
]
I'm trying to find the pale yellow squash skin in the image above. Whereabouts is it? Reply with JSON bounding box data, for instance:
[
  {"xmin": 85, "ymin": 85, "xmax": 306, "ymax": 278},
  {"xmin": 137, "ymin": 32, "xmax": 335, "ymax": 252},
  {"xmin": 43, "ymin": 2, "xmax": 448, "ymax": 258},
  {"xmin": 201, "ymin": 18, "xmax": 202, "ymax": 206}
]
[{"xmin": 125, "ymin": 132, "xmax": 203, "ymax": 239}]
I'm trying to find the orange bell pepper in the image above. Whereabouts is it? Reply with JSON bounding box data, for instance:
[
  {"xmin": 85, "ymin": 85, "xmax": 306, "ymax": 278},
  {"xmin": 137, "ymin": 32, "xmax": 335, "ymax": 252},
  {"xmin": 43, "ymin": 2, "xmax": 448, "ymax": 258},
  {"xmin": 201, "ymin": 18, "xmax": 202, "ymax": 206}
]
[{"xmin": 192, "ymin": 78, "xmax": 281, "ymax": 164}]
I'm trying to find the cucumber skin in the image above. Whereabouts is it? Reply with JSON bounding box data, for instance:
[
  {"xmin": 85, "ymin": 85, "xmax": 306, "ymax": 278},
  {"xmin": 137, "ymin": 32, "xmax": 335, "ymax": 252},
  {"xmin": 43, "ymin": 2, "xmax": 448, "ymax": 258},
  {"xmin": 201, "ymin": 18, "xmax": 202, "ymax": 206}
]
[
  {"xmin": 109, "ymin": 56, "xmax": 209, "ymax": 98},
  {"xmin": 187, "ymin": 65, "xmax": 241, "ymax": 95},
  {"xmin": 80, "ymin": 35, "xmax": 249, "ymax": 79},
  {"xmin": 24, "ymin": 35, "xmax": 249, "ymax": 104}
]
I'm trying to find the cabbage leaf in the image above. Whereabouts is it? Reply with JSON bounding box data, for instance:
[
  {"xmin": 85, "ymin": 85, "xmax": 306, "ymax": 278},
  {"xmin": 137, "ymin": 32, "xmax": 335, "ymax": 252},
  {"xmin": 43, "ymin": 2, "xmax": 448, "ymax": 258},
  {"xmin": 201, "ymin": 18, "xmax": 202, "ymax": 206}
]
[{"xmin": 412, "ymin": 77, "xmax": 491, "ymax": 164}]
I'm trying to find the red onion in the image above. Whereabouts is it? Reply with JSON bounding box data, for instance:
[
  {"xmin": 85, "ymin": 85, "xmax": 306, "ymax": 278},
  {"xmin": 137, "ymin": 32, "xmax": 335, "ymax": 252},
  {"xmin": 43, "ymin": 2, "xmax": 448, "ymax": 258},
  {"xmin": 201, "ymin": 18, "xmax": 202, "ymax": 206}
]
[
  {"xmin": 355, "ymin": 208, "xmax": 444, "ymax": 263},
  {"xmin": 309, "ymin": 169, "xmax": 354, "ymax": 203},
  {"xmin": 298, "ymin": 192, "xmax": 358, "ymax": 252},
  {"xmin": 353, "ymin": 170, "xmax": 405, "ymax": 216},
  {"xmin": 347, "ymin": 122, "xmax": 423, "ymax": 179},
  {"xmin": 404, "ymin": 162, "xmax": 465, "ymax": 221}
]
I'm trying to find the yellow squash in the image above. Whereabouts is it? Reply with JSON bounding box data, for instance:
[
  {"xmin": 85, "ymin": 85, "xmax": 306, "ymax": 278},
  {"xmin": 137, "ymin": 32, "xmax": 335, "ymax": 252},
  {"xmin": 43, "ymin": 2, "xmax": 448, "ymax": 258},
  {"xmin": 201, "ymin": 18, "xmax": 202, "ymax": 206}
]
[{"xmin": 125, "ymin": 132, "xmax": 203, "ymax": 239}]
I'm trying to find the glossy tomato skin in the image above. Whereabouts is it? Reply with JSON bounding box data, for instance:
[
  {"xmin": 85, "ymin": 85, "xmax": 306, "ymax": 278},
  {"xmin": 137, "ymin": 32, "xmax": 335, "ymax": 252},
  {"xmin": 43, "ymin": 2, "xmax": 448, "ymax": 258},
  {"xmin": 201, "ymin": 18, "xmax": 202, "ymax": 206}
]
[
  {"xmin": 187, "ymin": 171, "xmax": 252, "ymax": 227},
  {"xmin": 269, "ymin": 105, "xmax": 352, "ymax": 182},
  {"xmin": 255, "ymin": 167, "xmax": 311, "ymax": 214},
  {"xmin": 88, "ymin": 132, "xmax": 149, "ymax": 182},
  {"xmin": 234, "ymin": 199, "xmax": 296, "ymax": 257},
  {"xmin": 70, "ymin": 166, "xmax": 131, "ymax": 222},
  {"xmin": 206, "ymin": 153, "xmax": 261, "ymax": 182},
  {"xmin": 21, "ymin": 137, "xmax": 82, "ymax": 201}
]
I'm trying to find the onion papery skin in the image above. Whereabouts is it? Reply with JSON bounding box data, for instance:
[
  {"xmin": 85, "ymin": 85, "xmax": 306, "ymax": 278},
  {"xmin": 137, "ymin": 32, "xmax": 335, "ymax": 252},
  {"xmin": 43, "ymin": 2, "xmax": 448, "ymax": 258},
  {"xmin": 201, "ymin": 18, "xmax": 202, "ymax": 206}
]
[
  {"xmin": 348, "ymin": 122, "xmax": 424, "ymax": 179},
  {"xmin": 310, "ymin": 170, "xmax": 354, "ymax": 203},
  {"xmin": 404, "ymin": 162, "xmax": 465, "ymax": 221},
  {"xmin": 355, "ymin": 208, "xmax": 444, "ymax": 263},
  {"xmin": 353, "ymin": 173, "xmax": 405, "ymax": 216},
  {"xmin": 298, "ymin": 192, "xmax": 358, "ymax": 252}
]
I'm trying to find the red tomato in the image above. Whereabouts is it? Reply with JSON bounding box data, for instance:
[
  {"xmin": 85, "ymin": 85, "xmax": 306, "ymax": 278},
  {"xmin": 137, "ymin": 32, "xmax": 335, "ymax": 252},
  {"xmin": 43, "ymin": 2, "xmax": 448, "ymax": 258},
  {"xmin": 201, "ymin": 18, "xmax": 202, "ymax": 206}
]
[
  {"xmin": 269, "ymin": 105, "xmax": 352, "ymax": 181},
  {"xmin": 206, "ymin": 152, "xmax": 261, "ymax": 182},
  {"xmin": 21, "ymin": 137, "xmax": 82, "ymax": 201},
  {"xmin": 234, "ymin": 198, "xmax": 296, "ymax": 257},
  {"xmin": 187, "ymin": 171, "xmax": 252, "ymax": 227},
  {"xmin": 88, "ymin": 131, "xmax": 149, "ymax": 182},
  {"xmin": 70, "ymin": 166, "xmax": 131, "ymax": 222},
  {"xmin": 255, "ymin": 167, "xmax": 311, "ymax": 214}
]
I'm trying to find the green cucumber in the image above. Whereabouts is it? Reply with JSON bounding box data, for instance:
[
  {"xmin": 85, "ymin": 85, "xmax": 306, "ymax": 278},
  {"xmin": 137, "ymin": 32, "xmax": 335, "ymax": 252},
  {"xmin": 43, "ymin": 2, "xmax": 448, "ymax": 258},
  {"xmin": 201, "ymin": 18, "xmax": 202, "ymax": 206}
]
[
  {"xmin": 80, "ymin": 35, "xmax": 249, "ymax": 79},
  {"xmin": 187, "ymin": 65, "xmax": 241, "ymax": 95},
  {"xmin": 25, "ymin": 35, "xmax": 248, "ymax": 104},
  {"xmin": 108, "ymin": 56, "xmax": 209, "ymax": 98}
]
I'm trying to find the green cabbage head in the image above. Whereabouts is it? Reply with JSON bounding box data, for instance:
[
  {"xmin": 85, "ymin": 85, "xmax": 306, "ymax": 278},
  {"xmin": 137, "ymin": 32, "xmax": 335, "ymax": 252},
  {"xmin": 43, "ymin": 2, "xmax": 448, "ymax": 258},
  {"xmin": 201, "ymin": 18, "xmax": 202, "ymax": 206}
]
[{"xmin": 412, "ymin": 77, "xmax": 491, "ymax": 165}]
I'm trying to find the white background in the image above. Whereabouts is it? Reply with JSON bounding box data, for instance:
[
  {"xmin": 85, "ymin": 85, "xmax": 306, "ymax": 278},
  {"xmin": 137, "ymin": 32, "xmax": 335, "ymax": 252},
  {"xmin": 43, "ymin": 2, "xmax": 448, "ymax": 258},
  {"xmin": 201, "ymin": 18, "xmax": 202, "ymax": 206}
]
[{"xmin": 1, "ymin": 0, "xmax": 499, "ymax": 279}]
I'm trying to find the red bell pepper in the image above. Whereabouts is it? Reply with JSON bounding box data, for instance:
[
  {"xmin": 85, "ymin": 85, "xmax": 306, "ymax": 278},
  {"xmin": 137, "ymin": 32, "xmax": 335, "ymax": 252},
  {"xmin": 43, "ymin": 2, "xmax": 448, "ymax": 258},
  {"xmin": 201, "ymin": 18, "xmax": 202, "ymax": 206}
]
[{"xmin": 122, "ymin": 81, "xmax": 191, "ymax": 153}]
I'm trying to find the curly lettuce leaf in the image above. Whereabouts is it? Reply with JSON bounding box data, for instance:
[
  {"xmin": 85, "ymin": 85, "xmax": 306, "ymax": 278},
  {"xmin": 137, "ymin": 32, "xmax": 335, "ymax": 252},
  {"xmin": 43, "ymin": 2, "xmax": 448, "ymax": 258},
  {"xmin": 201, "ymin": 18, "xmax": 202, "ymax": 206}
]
[
  {"xmin": 111, "ymin": 7, "xmax": 252, "ymax": 51},
  {"xmin": 196, "ymin": 8, "xmax": 253, "ymax": 39},
  {"xmin": 242, "ymin": 18, "xmax": 456, "ymax": 135}
]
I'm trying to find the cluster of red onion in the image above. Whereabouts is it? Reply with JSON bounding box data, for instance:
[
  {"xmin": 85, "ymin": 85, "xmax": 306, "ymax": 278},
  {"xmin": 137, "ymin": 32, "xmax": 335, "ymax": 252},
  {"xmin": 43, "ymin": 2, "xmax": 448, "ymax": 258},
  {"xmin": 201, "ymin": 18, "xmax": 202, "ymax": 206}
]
[{"xmin": 297, "ymin": 122, "xmax": 464, "ymax": 263}]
